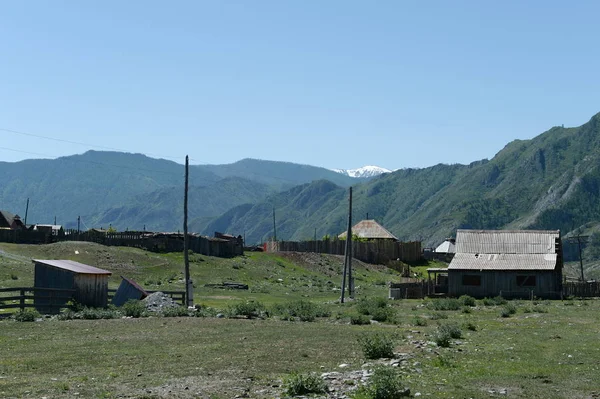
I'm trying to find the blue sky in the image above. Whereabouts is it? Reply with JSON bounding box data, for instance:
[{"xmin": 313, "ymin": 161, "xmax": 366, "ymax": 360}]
[{"xmin": 1, "ymin": 1, "xmax": 599, "ymax": 170}]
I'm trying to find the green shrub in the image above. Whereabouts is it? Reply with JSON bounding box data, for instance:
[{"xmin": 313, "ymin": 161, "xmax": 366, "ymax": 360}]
[
  {"xmin": 356, "ymin": 297, "xmax": 388, "ymax": 316},
  {"xmin": 193, "ymin": 305, "xmax": 220, "ymax": 317},
  {"xmin": 283, "ymin": 372, "xmax": 327, "ymax": 396},
  {"xmin": 464, "ymin": 321, "xmax": 477, "ymax": 331},
  {"xmin": 122, "ymin": 299, "xmax": 146, "ymax": 318},
  {"xmin": 14, "ymin": 309, "xmax": 40, "ymax": 322},
  {"xmin": 429, "ymin": 312, "xmax": 448, "ymax": 320},
  {"xmin": 412, "ymin": 316, "xmax": 427, "ymax": 326},
  {"xmin": 81, "ymin": 307, "xmax": 118, "ymax": 320},
  {"xmin": 352, "ymin": 366, "xmax": 409, "ymax": 399},
  {"xmin": 438, "ymin": 322, "xmax": 462, "ymax": 339},
  {"xmin": 461, "ymin": 306, "xmax": 472, "ymax": 314},
  {"xmin": 272, "ymin": 300, "xmax": 329, "ymax": 322},
  {"xmin": 371, "ymin": 307, "xmax": 394, "ymax": 323},
  {"xmin": 161, "ymin": 306, "xmax": 190, "ymax": 317},
  {"xmin": 426, "ymin": 298, "xmax": 460, "ymax": 311},
  {"xmin": 458, "ymin": 295, "xmax": 476, "ymax": 307},
  {"xmin": 431, "ymin": 354, "xmax": 455, "ymax": 368},
  {"xmin": 228, "ymin": 301, "xmax": 265, "ymax": 319},
  {"xmin": 493, "ymin": 295, "xmax": 507, "ymax": 305},
  {"xmin": 57, "ymin": 309, "xmax": 78, "ymax": 321},
  {"xmin": 532, "ymin": 305, "xmax": 548, "ymax": 313},
  {"xmin": 500, "ymin": 303, "xmax": 517, "ymax": 318},
  {"xmin": 10, "ymin": 273, "xmax": 18, "ymax": 280},
  {"xmin": 358, "ymin": 332, "xmax": 395, "ymax": 359},
  {"xmin": 481, "ymin": 296, "xmax": 507, "ymax": 306},
  {"xmin": 351, "ymin": 314, "xmax": 372, "ymax": 325}
]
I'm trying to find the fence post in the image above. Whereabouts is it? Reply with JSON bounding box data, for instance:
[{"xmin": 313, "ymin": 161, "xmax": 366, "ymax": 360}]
[{"xmin": 20, "ymin": 289, "xmax": 25, "ymax": 311}]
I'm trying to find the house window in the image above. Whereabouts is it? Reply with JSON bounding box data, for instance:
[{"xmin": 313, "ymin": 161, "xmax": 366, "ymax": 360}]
[
  {"xmin": 516, "ymin": 275, "xmax": 537, "ymax": 287},
  {"xmin": 462, "ymin": 275, "xmax": 481, "ymax": 286}
]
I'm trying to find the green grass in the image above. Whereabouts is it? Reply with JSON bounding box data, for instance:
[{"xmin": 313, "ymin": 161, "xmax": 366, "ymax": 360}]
[
  {"xmin": 0, "ymin": 299, "xmax": 598, "ymax": 398},
  {"xmin": 2, "ymin": 243, "xmax": 600, "ymax": 398},
  {"xmin": 0, "ymin": 242, "xmax": 398, "ymax": 311}
]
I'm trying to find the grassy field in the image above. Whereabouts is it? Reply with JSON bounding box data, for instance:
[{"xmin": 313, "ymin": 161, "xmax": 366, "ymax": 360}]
[
  {"xmin": 1, "ymin": 299, "xmax": 599, "ymax": 398},
  {"xmin": 2, "ymin": 243, "xmax": 600, "ymax": 398},
  {"xmin": 0, "ymin": 242, "xmax": 399, "ymax": 309}
]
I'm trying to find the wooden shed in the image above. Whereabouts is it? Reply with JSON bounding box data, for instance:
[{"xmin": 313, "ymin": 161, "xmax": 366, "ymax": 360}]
[
  {"xmin": 446, "ymin": 230, "xmax": 563, "ymax": 299},
  {"xmin": 112, "ymin": 276, "xmax": 148, "ymax": 306},
  {"xmin": 33, "ymin": 259, "xmax": 112, "ymax": 310}
]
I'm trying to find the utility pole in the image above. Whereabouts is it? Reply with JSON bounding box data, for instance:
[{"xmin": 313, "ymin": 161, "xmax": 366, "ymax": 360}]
[
  {"xmin": 184, "ymin": 155, "xmax": 193, "ymax": 307},
  {"xmin": 77, "ymin": 216, "xmax": 80, "ymax": 240},
  {"xmin": 272, "ymin": 207, "xmax": 277, "ymax": 242},
  {"xmin": 54, "ymin": 216, "xmax": 57, "ymax": 225},
  {"xmin": 340, "ymin": 187, "xmax": 353, "ymax": 302},
  {"xmin": 576, "ymin": 233, "xmax": 585, "ymax": 282},
  {"xmin": 24, "ymin": 198, "xmax": 29, "ymax": 226}
]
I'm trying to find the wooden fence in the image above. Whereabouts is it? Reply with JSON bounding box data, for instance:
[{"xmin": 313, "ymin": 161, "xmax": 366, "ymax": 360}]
[
  {"xmin": 389, "ymin": 281, "xmax": 426, "ymax": 299},
  {"xmin": 563, "ymin": 281, "xmax": 600, "ymax": 298},
  {"xmin": 0, "ymin": 287, "xmax": 75, "ymax": 314},
  {"xmin": 0, "ymin": 229, "xmax": 50, "ymax": 244},
  {"xmin": 107, "ymin": 289, "xmax": 186, "ymax": 306},
  {"xmin": 0, "ymin": 229, "xmax": 243, "ymax": 258},
  {"xmin": 266, "ymin": 239, "xmax": 421, "ymax": 264}
]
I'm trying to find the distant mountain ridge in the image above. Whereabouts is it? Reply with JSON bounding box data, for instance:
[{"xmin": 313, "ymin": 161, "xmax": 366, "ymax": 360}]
[
  {"xmin": 332, "ymin": 165, "xmax": 392, "ymax": 178},
  {"xmin": 199, "ymin": 112, "xmax": 600, "ymax": 246},
  {"xmin": 0, "ymin": 152, "xmax": 363, "ymax": 230}
]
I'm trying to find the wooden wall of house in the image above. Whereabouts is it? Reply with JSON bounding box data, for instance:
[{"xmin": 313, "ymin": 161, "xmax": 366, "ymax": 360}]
[
  {"xmin": 448, "ymin": 270, "xmax": 562, "ymax": 299},
  {"xmin": 73, "ymin": 274, "xmax": 109, "ymax": 308}
]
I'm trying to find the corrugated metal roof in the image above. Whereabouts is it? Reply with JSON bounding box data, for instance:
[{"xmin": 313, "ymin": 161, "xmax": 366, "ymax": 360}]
[
  {"xmin": 455, "ymin": 229, "xmax": 559, "ymax": 254},
  {"xmin": 448, "ymin": 252, "xmax": 558, "ymax": 270},
  {"xmin": 33, "ymin": 259, "xmax": 112, "ymax": 275},
  {"xmin": 338, "ymin": 220, "xmax": 398, "ymax": 240},
  {"xmin": 435, "ymin": 240, "xmax": 456, "ymax": 253}
]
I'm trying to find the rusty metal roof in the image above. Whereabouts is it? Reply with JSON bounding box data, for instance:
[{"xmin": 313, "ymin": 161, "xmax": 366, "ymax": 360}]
[
  {"xmin": 33, "ymin": 259, "xmax": 112, "ymax": 275},
  {"xmin": 455, "ymin": 229, "xmax": 559, "ymax": 254},
  {"xmin": 448, "ymin": 253, "xmax": 558, "ymax": 270},
  {"xmin": 338, "ymin": 220, "xmax": 398, "ymax": 240}
]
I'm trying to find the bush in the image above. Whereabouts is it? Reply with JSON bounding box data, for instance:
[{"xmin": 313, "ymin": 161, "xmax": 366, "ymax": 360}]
[
  {"xmin": 272, "ymin": 300, "xmax": 329, "ymax": 322},
  {"xmin": 458, "ymin": 295, "xmax": 476, "ymax": 307},
  {"xmin": 461, "ymin": 306, "xmax": 472, "ymax": 314},
  {"xmin": 193, "ymin": 305, "xmax": 220, "ymax": 317},
  {"xmin": 228, "ymin": 301, "xmax": 265, "ymax": 319},
  {"xmin": 81, "ymin": 307, "xmax": 118, "ymax": 320},
  {"xmin": 356, "ymin": 297, "xmax": 388, "ymax": 316},
  {"xmin": 412, "ymin": 316, "xmax": 427, "ymax": 326},
  {"xmin": 351, "ymin": 314, "xmax": 372, "ymax": 325},
  {"xmin": 429, "ymin": 312, "xmax": 448, "ymax": 320},
  {"xmin": 353, "ymin": 366, "xmax": 409, "ymax": 399},
  {"xmin": 371, "ymin": 307, "xmax": 395, "ymax": 323},
  {"xmin": 57, "ymin": 308, "xmax": 78, "ymax": 320},
  {"xmin": 10, "ymin": 273, "xmax": 18, "ymax": 280},
  {"xmin": 358, "ymin": 332, "xmax": 395, "ymax": 359},
  {"xmin": 283, "ymin": 372, "xmax": 327, "ymax": 396},
  {"xmin": 493, "ymin": 296, "xmax": 508, "ymax": 305},
  {"xmin": 161, "ymin": 306, "xmax": 190, "ymax": 317},
  {"xmin": 481, "ymin": 296, "xmax": 507, "ymax": 306},
  {"xmin": 122, "ymin": 299, "xmax": 146, "ymax": 318},
  {"xmin": 432, "ymin": 323, "xmax": 461, "ymax": 347},
  {"xmin": 464, "ymin": 321, "xmax": 477, "ymax": 331},
  {"xmin": 426, "ymin": 298, "xmax": 460, "ymax": 311},
  {"xmin": 14, "ymin": 309, "xmax": 40, "ymax": 322},
  {"xmin": 438, "ymin": 322, "xmax": 462, "ymax": 339}
]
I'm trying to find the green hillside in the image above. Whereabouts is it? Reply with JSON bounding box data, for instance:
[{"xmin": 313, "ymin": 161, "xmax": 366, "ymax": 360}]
[
  {"xmin": 0, "ymin": 152, "xmax": 360, "ymax": 230},
  {"xmin": 204, "ymin": 113, "xmax": 600, "ymax": 247}
]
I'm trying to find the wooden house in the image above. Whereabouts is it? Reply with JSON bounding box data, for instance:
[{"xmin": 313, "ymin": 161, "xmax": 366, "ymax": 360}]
[
  {"xmin": 0, "ymin": 210, "xmax": 25, "ymax": 230},
  {"xmin": 446, "ymin": 229, "xmax": 562, "ymax": 299},
  {"xmin": 33, "ymin": 259, "xmax": 112, "ymax": 310},
  {"xmin": 338, "ymin": 219, "xmax": 398, "ymax": 241}
]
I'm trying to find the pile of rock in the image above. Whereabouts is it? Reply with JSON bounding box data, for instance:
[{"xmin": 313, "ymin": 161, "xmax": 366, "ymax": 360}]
[{"xmin": 142, "ymin": 292, "xmax": 180, "ymax": 312}]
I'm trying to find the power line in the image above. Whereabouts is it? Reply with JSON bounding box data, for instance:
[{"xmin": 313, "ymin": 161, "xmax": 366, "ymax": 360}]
[{"xmin": 0, "ymin": 127, "xmax": 208, "ymax": 164}]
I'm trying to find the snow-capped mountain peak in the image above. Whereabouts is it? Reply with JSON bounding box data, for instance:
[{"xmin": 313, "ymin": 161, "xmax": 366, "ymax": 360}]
[{"xmin": 332, "ymin": 165, "xmax": 392, "ymax": 178}]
